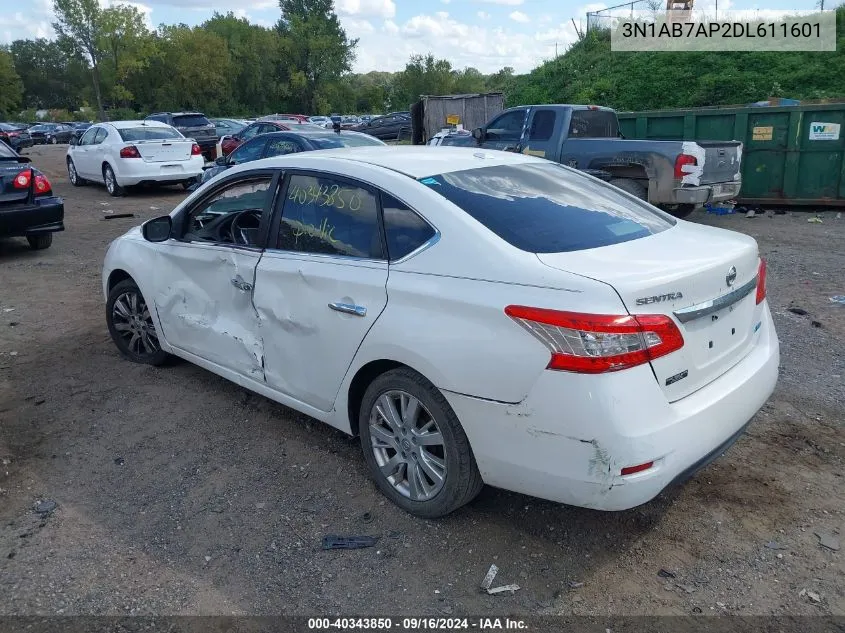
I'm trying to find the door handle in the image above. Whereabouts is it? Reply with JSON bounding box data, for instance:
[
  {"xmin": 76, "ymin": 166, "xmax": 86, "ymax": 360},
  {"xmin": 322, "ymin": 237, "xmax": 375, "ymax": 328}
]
[
  {"xmin": 328, "ymin": 302, "xmax": 367, "ymax": 317},
  {"xmin": 231, "ymin": 276, "xmax": 252, "ymax": 292}
]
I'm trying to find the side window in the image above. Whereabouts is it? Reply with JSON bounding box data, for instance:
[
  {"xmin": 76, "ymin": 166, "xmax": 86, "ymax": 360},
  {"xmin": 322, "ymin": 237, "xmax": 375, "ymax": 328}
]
[
  {"xmin": 277, "ymin": 173, "xmax": 383, "ymax": 259},
  {"xmin": 183, "ymin": 178, "xmax": 273, "ymax": 246},
  {"xmin": 486, "ymin": 110, "xmax": 526, "ymax": 141},
  {"xmin": 92, "ymin": 128, "xmax": 108, "ymax": 144},
  {"xmin": 241, "ymin": 125, "xmax": 260, "ymax": 141},
  {"xmin": 79, "ymin": 128, "xmax": 98, "ymax": 145},
  {"xmin": 230, "ymin": 139, "xmax": 267, "ymax": 165},
  {"xmin": 568, "ymin": 110, "xmax": 618, "ymax": 138},
  {"xmin": 529, "ymin": 110, "xmax": 556, "ymax": 141},
  {"xmin": 265, "ymin": 139, "xmax": 301, "ymax": 157},
  {"xmin": 381, "ymin": 193, "xmax": 436, "ymax": 261},
  {"xmin": 257, "ymin": 124, "xmax": 277, "ymax": 134}
]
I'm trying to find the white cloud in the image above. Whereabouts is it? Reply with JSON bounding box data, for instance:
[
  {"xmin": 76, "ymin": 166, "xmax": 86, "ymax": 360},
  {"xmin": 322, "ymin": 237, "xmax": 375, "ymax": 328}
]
[
  {"xmin": 476, "ymin": 0, "xmax": 523, "ymax": 5},
  {"xmin": 336, "ymin": 0, "xmax": 396, "ymax": 19},
  {"xmin": 382, "ymin": 19, "xmax": 399, "ymax": 34},
  {"xmin": 344, "ymin": 17, "xmax": 376, "ymax": 35},
  {"xmin": 0, "ymin": 0, "xmax": 53, "ymax": 42},
  {"xmin": 477, "ymin": 10, "xmax": 490, "ymax": 19},
  {"xmin": 509, "ymin": 10, "xmax": 529, "ymax": 23}
]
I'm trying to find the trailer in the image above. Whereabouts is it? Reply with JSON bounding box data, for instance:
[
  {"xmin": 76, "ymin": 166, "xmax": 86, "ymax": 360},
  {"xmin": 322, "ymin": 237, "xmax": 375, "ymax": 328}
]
[
  {"xmin": 411, "ymin": 93, "xmax": 504, "ymax": 145},
  {"xmin": 618, "ymin": 101, "xmax": 845, "ymax": 206}
]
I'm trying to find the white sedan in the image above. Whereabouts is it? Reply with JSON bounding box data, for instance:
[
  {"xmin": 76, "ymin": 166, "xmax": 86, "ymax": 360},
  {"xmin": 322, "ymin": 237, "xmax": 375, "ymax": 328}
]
[
  {"xmin": 101, "ymin": 147, "xmax": 779, "ymax": 517},
  {"xmin": 66, "ymin": 120, "xmax": 205, "ymax": 196}
]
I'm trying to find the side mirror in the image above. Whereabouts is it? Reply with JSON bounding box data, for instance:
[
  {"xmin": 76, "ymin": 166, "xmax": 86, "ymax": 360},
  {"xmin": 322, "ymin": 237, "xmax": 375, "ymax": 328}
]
[
  {"xmin": 215, "ymin": 155, "xmax": 228, "ymax": 166},
  {"xmin": 142, "ymin": 215, "xmax": 172, "ymax": 242},
  {"xmin": 472, "ymin": 127, "xmax": 485, "ymax": 142}
]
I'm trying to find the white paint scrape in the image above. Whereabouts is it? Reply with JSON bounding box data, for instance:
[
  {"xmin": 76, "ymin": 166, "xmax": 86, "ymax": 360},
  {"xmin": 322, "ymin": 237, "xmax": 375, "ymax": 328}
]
[{"xmin": 680, "ymin": 141, "xmax": 706, "ymax": 186}]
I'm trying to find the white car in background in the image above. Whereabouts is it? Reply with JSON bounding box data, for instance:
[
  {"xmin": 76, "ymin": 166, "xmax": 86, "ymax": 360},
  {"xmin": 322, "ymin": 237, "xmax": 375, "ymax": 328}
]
[
  {"xmin": 101, "ymin": 147, "xmax": 779, "ymax": 518},
  {"xmin": 66, "ymin": 120, "xmax": 205, "ymax": 197}
]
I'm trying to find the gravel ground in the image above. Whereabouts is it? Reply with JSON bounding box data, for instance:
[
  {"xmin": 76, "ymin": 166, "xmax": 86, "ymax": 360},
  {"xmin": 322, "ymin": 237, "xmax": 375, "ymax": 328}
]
[{"xmin": 0, "ymin": 145, "xmax": 843, "ymax": 617}]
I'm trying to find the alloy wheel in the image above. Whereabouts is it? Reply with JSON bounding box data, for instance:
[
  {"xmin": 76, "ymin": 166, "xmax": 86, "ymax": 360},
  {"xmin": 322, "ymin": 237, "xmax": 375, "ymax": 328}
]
[
  {"xmin": 105, "ymin": 168, "xmax": 115, "ymax": 194},
  {"xmin": 67, "ymin": 161, "xmax": 77, "ymax": 184},
  {"xmin": 368, "ymin": 390, "xmax": 447, "ymax": 501},
  {"xmin": 111, "ymin": 291, "xmax": 159, "ymax": 356}
]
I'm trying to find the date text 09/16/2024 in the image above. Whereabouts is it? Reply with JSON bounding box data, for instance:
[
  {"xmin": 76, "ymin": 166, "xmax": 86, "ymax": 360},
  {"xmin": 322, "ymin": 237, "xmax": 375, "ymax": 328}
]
[{"xmin": 307, "ymin": 618, "xmax": 528, "ymax": 630}]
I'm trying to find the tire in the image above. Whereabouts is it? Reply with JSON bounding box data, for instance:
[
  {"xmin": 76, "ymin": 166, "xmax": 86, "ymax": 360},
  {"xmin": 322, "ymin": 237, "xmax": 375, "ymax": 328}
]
[
  {"xmin": 359, "ymin": 367, "xmax": 483, "ymax": 518},
  {"xmin": 27, "ymin": 234, "xmax": 52, "ymax": 250},
  {"xmin": 106, "ymin": 279, "xmax": 170, "ymax": 366},
  {"xmin": 67, "ymin": 158, "xmax": 86, "ymax": 186},
  {"xmin": 662, "ymin": 204, "xmax": 697, "ymax": 219},
  {"xmin": 609, "ymin": 178, "xmax": 648, "ymax": 201},
  {"xmin": 182, "ymin": 178, "xmax": 197, "ymax": 190},
  {"xmin": 103, "ymin": 164, "xmax": 125, "ymax": 197},
  {"xmin": 49, "ymin": 136, "xmax": 57, "ymax": 145}
]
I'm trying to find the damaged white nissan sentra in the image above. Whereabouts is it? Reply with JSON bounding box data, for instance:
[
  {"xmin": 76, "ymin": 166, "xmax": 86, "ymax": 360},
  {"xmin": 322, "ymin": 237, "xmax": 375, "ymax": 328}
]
[{"xmin": 102, "ymin": 146, "xmax": 779, "ymax": 518}]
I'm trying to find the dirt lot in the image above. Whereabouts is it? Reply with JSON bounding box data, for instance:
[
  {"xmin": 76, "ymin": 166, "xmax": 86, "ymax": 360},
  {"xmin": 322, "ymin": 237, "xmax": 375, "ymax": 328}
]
[{"xmin": 1, "ymin": 145, "xmax": 843, "ymax": 617}]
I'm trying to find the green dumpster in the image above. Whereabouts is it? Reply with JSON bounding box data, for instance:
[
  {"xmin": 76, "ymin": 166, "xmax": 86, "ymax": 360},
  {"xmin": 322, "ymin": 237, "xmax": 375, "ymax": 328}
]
[{"xmin": 618, "ymin": 103, "xmax": 845, "ymax": 206}]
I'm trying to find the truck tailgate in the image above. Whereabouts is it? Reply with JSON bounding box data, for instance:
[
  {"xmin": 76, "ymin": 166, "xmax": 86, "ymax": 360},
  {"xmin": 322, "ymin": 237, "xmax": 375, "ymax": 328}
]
[{"xmin": 695, "ymin": 141, "xmax": 742, "ymax": 185}]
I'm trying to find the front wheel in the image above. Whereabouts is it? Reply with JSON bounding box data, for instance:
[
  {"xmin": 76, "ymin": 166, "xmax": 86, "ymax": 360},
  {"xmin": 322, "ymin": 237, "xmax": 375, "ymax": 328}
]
[
  {"xmin": 359, "ymin": 368, "xmax": 483, "ymax": 518},
  {"xmin": 67, "ymin": 158, "xmax": 86, "ymax": 186},
  {"xmin": 27, "ymin": 234, "xmax": 52, "ymax": 250},
  {"xmin": 103, "ymin": 164, "xmax": 125, "ymax": 197},
  {"xmin": 106, "ymin": 279, "xmax": 170, "ymax": 366},
  {"xmin": 49, "ymin": 136, "xmax": 57, "ymax": 145}
]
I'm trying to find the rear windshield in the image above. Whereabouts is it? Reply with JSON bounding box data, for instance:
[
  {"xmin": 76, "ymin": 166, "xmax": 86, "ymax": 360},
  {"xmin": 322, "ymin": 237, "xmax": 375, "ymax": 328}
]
[
  {"xmin": 0, "ymin": 123, "xmax": 18, "ymax": 131},
  {"xmin": 173, "ymin": 115, "xmax": 210, "ymax": 128},
  {"xmin": 419, "ymin": 162, "xmax": 673, "ymax": 253},
  {"xmin": 118, "ymin": 127, "xmax": 183, "ymax": 141},
  {"xmin": 568, "ymin": 110, "xmax": 618, "ymax": 138},
  {"xmin": 309, "ymin": 135, "xmax": 385, "ymax": 149}
]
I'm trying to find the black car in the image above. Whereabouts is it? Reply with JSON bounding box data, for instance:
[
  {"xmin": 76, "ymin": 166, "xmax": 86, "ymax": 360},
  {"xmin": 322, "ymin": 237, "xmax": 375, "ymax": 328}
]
[
  {"xmin": 195, "ymin": 128, "xmax": 386, "ymax": 187},
  {"xmin": 351, "ymin": 113, "xmax": 411, "ymax": 140},
  {"xmin": 0, "ymin": 123, "xmax": 33, "ymax": 151},
  {"xmin": 145, "ymin": 112, "xmax": 218, "ymax": 160},
  {"xmin": 29, "ymin": 123, "xmax": 76, "ymax": 145},
  {"xmin": 71, "ymin": 122, "xmax": 93, "ymax": 142},
  {"xmin": 0, "ymin": 140, "xmax": 64, "ymax": 250}
]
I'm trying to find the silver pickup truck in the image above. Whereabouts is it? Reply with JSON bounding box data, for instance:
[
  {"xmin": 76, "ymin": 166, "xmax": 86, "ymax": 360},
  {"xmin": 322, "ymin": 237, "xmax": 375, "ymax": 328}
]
[{"xmin": 472, "ymin": 105, "xmax": 742, "ymax": 218}]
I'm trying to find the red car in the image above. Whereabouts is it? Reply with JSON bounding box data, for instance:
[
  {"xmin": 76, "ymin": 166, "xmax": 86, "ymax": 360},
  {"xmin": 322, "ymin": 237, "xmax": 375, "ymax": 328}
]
[
  {"xmin": 259, "ymin": 113, "xmax": 311, "ymax": 123},
  {"xmin": 220, "ymin": 121, "xmax": 299, "ymax": 156}
]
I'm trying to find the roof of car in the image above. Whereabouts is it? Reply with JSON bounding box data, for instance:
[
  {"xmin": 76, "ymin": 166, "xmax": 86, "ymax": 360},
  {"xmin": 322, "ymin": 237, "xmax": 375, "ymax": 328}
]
[
  {"xmin": 105, "ymin": 120, "xmax": 173, "ymax": 129},
  {"xmin": 258, "ymin": 146, "xmax": 539, "ymax": 179},
  {"xmin": 261, "ymin": 129, "xmax": 380, "ymax": 141}
]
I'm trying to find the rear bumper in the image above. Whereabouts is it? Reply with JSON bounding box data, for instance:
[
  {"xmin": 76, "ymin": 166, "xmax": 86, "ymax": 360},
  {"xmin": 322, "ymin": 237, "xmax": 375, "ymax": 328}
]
[
  {"xmin": 444, "ymin": 302, "xmax": 779, "ymax": 511},
  {"xmin": 0, "ymin": 196, "xmax": 65, "ymax": 238},
  {"xmin": 672, "ymin": 181, "xmax": 742, "ymax": 206},
  {"xmin": 114, "ymin": 157, "xmax": 205, "ymax": 186}
]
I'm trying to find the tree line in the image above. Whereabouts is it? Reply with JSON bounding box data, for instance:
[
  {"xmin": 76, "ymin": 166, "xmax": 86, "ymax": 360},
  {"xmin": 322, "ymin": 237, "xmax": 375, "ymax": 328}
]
[{"xmin": 1, "ymin": 1, "xmax": 844, "ymax": 122}]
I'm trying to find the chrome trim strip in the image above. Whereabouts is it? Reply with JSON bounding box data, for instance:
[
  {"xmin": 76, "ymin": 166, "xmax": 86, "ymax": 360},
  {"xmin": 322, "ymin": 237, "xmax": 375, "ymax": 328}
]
[
  {"xmin": 328, "ymin": 302, "xmax": 367, "ymax": 317},
  {"xmin": 673, "ymin": 275, "xmax": 758, "ymax": 324}
]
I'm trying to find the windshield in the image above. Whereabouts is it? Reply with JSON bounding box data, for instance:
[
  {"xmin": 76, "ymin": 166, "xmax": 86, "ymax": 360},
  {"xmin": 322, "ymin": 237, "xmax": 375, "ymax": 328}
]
[
  {"xmin": 0, "ymin": 123, "xmax": 19, "ymax": 131},
  {"xmin": 309, "ymin": 135, "xmax": 386, "ymax": 149},
  {"xmin": 118, "ymin": 126, "xmax": 183, "ymax": 141},
  {"xmin": 173, "ymin": 115, "xmax": 210, "ymax": 128},
  {"xmin": 419, "ymin": 162, "xmax": 673, "ymax": 253}
]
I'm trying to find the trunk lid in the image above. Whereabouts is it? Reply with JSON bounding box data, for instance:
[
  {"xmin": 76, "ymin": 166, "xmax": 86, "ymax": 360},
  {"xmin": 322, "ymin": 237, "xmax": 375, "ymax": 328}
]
[
  {"xmin": 132, "ymin": 140, "xmax": 194, "ymax": 163},
  {"xmin": 0, "ymin": 162, "xmax": 31, "ymax": 205},
  {"xmin": 689, "ymin": 140, "xmax": 743, "ymax": 185},
  {"xmin": 173, "ymin": 116, "xmax": 216, "ymax": 143},
  {"xmin": 537, "ymin": 222, "xmax": 765, "ymax": 401}
]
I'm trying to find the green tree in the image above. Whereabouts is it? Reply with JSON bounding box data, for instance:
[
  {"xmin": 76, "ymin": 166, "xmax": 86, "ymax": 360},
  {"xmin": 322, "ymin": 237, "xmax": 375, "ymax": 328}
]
[
  {"xmin": 0, "ymin": 49, "xmax": 23, "ymax": 117},
  {"xmin": 52, "ymin": 0, "xmax": 106, "ymax": 119},
  {"xmin": 276, "ymin": 0, "xmax": 357, "ymax": 113},
  {"xmin": 390, "ymin": 54, "xmax": 454, "ymax": 110},
  {"xmin": 10, "ymin": 38, "xmax": 90, "ymax": 109},
  {"xmin": 99, "ymin": 4, "xmax": 155, "ymax": 106},
  {"xmin": 453, "ymin": 67, "xmax": 486, "ymax": 94}
]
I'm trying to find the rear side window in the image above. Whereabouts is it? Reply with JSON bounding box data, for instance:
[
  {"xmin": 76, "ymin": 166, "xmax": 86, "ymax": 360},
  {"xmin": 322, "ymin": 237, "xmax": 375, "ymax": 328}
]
[
  {"xmin": 419, "ymin": 163, "xmax": 673, "ymax": 253},
  {"xmin": 529, "ymin": 110, "xmax": 556, "ymax": 141},
  {"xmin": 568, "ymin": 110, "xmax": 618, "ymax": 138},
  {"xmin": 0, "ymin": 142, "xmax": 16, "ymax": 158},
  {"xmin": 173, "ymin": 115, "xmax": 210, "ymax": 128},
  {"xmin": 277, "ymin": 173, "xmax": 383, "ymax": 259},
  {"xmin": 309, "ymin": 135, "xmax": 385, "ymax": 148},
  {"xmin": 92, "ymin": 128, "xmax": 108, "ymax": 144},
  {"xmin": 118, "ymin": 127, "xmax": 183, "ymax": 141},
  {"xmin": 381, "ymin": 193, "xmax": 436, "ymax": 260}
]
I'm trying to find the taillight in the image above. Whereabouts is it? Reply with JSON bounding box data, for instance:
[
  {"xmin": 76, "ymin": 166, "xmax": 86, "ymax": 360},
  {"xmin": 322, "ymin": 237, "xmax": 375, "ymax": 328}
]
[
  {"xmin": 8, "ymin": 131, "xmax": 19, "ymax": 138},
  {"xmin": 674, "ymin": 154, "xmax": 697, "ymax": 179},
  {"xmin": 13, "ymin": 170, "xmax": 31, "ymax": 188},
  {"xmin": 756, "ymin": 258, "xmax": 767, "ymax": 304},
  {"xmin": 504, "ymin": 306, "xmax": 685, "ymax": 374},
  {"xmin": 35, "ymin": 174, "xmax": 51, "ymax": 193},
  {"xmin": 191, "ymin": 143, "xmax": 202, "ymax": 155},
  {"xmin": 120, "ymin": 145, "xmax": 141, "ymax": 158}
]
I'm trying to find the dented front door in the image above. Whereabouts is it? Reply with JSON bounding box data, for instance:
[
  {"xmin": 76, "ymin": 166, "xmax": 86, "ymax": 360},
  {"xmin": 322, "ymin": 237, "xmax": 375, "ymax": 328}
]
[{"xmin": 154, "ymin": 242, "xmax": 265, "ymax": 380}]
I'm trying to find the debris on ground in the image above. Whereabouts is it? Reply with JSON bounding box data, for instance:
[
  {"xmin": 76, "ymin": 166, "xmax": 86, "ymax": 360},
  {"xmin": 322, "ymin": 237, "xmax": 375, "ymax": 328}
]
[
  {"xmin": 360, "ymin": 512, "xmax": 374, "ymax": 524},
  {"xmin": 811, "ymin": 320, "xmax": 823, "ymax": 328},
  {"xmin": 807, "ymin": 216, "xmax": 823, "ymax": 224},
  {"xmin": 658, "ymin": 569, "xmax": 676, "ymax": 579},
  {"xmin": 746, "ymin": 209, "xmax": 756, "ymax": 218},
  {"xmin": 676, "ymin": 584, "xmax": 697, "ymax": 594},
  {"xmin": 321, "ymin": 535, "xmax": 379, "ymax": 550},
  {"xmin": 34, "ymin": 500, "xmax": 57, "ymax": 515},
  {"xmin": 567, "ymin": 581, "xmax": 584, "ymax": 589},
  {"xmin": 788, "ymin": 307, "xmax": 809, "ymax": 316},
  {"xmin": 114, "ymin": 457, "xmax": 125, "ymax": 466},
  {"xmin": 765, "ymin": 541, "xmax": 787, "ymax": 550},
  {"xmin": 3, "ymin": 308, "xmax": 14, "ymax": 313},
  {"xmin": 815, "ymin": 532, "xmax": 841, "ymax": 551},
  {"xmin": 479, "ymin": 563, "xmax": 520, "ymax": 595},
  {"xmin": 103, "ymin": 213, "xmax": 136, "ymax": 220},
  {"xmin": 836, "ymin": 212, "xmax": 842, "ymax": 219},
  {"xmin": 799, "ymin": 588, "xmax": 822, "ymax": 603},
  {"xmin": 830, "ymin": 296, "xmax": 845, "ymax": 305}
]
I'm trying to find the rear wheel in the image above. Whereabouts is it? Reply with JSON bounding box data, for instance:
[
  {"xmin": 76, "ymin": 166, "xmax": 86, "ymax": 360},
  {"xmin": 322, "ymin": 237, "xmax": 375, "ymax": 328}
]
[
  {"xmin": 27, "ymin": 234, "xmax": 52, "ymax": 250},
  {"xmin": 609, "ymin": 178, "xmax": 648, "ymax": 201},
  {"xmin": 662, "ymin": 204, "xmax": 697, "ymax": 219},
  {"xmin": 106, "ymin": 279, "xmax": 169, "ymax": 366},
  {"xmin": 359, "ymin": 368, "xmax": 483, "ymax": 518},
  {"xmin": 103, "ymin": 164, "xmax": 125, "ymax": 197},
  {"xmin": 67, "ymin": 158, "xmax": 86, "ymax": 186}
]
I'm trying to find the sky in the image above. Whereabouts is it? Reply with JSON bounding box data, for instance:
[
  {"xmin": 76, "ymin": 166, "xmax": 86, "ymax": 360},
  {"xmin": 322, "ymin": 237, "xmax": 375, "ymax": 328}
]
[{"xmin": 0, "ymin": 0, "xmax": 823, "ymax": 74}]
